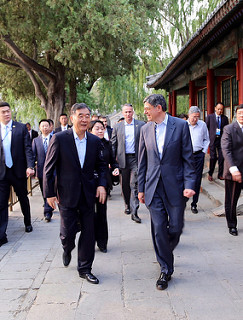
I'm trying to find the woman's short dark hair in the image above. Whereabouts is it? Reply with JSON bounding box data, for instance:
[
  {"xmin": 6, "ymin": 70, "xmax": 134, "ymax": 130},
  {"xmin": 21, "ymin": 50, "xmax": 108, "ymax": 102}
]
[{"xmin": 88, "ymin": 120, "xmax": 105, "ymax": 132}]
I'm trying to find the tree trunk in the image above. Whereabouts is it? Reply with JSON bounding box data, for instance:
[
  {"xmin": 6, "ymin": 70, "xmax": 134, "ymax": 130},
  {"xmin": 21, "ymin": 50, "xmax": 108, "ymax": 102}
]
[
  {"xmin": 45, "ymin": 66, "xmax": 66, "ymax": 127},
  {"xmin": 69, "ymin": 77, "xmax": 77, "ymax": 109}
]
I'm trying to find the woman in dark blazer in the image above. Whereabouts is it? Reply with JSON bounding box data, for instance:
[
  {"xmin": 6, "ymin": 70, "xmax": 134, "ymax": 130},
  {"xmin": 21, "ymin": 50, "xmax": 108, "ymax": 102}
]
[{"xmin": 89, "ymin": 120, "xmax": 119, "ymax": 252}]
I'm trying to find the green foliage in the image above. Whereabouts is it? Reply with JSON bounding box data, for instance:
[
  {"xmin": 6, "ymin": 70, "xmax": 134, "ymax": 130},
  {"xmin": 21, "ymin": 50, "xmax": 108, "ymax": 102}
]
[
  {"xmin": 1, "ymin": 88, "xmax": 46, "ymax": 125},
  {"xmin": 97, "ymin": 0, "xmax": 222, "ymax": 117}
]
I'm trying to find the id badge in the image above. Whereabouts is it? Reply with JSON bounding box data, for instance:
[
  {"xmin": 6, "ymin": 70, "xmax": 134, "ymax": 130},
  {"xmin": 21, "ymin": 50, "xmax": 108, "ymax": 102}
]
[{"xmin": 216, "ymin": 128, "xmax": 221, "ymax": 136}]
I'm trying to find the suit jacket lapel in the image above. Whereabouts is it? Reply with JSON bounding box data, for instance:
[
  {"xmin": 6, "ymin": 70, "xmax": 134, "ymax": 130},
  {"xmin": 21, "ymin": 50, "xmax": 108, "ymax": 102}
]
[
  {"xmin": 11, "ymin": 121, "xmax": 17, "ymax": 153},
  {"xmin": 67, "ymin": 129, "xmax": 82, "ymax": 170},
  {"xmin": 234, "ymin": 121, "xmax": 243, "ymax": 138},
  {"xmin": 151, "ymin": 122, "xmax": 160, "ymax": 159},
  {"xmin": 162, "ymin": 116, "xmax": 175, "ymax": 157}
]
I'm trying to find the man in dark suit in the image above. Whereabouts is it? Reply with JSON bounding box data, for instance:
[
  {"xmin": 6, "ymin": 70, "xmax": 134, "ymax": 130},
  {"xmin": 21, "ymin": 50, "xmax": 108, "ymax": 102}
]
[
  {"xmin": 221, "ymin": 105, "xmax": 243, "ymax": 236},
  {"xmin": 54, "ymin": 113, "xmax": 72, "ymax": 132},
  {"xmin": 206, "ymin": 102, "xmax": 229, "ymax": 181},
  {"xmin": 32, "ymin": 119, "xmax": 54, "ymax": 222},
  {"xmin": 0, "ymin": 102, "xmax": 35, "ymax": 247},
  {"xmin": 111, "ymin": 104, "xmax": 145, "ymax": 223},
  {"xmin": 138, "ymin": 94, "xmax": 196, "ymax": 290},
  {"xmin": 26, "ymin": 122, "xmax": 38, "ymax": 141},
  {"xmin": 99, "ymin": 115, "xmax": 112, "ymax": 141},
  {"xmin": 43, "ymin": 103, "xmax": 107, "ymax": 284}
]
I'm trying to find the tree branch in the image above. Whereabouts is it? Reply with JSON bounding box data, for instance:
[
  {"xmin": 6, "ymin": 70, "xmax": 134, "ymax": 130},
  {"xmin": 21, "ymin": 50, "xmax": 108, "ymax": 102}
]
[
  {"xmin": 2, "ymin": 35, "xmax": 56, "ymax": 80},
  {"xmin": 16, "ymin": 59, "xmax": 47, "ymax": 107},
  {"xmin": 0, "ymin": 58, "xmax": 20, "ymax": 68}
]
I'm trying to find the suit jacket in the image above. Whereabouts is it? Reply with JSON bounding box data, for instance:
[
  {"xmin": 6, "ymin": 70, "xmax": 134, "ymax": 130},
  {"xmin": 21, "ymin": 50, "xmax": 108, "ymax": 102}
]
[
  {"xmin": 54, "ymin": 125, "xmax": 72, "ymax": 133},
  {"xmin": 206, "ymin": 113, "xmax": 229, "ymax": 147},
  {"xmin": 106, "ymin": 126, "xmax": 113, "ymax": 140},
  {"xmin": 221, "ymin": 121, "xmax": 243, "ymax": 180},
  {"xmin": 138, "ymin": 116, "xmax": 196, "ymax": 210},
  {"xmin": 43, "ymin": 130, "xmax": 107, "ymax": 208},
  {"xmin": 32, "ymin": 135, "xmax": 53, "ymax": 179},
  {"xmin": 0, "ymin": 121, "xmax": 35, "ymax": 180},
  {"xmin": 30, "ymin": 129, "xmax": 38, "ymax": 141},
  {"xmin": 111, "ymin": 119, "xmax": 145, "ymax": 168}
]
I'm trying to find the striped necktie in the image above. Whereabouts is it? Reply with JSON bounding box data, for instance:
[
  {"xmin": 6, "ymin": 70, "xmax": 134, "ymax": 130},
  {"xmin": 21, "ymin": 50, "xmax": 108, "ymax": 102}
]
[{"xmin": 43, "ymin": 137, "xmax": 48, "ymax": 153}]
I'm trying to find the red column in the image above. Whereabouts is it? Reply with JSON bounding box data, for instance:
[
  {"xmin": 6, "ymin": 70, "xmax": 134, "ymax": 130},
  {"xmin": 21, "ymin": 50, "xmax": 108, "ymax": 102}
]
[
  {"xmin": 172, "ymin": 90, "xmax": 177, "ymax": 116},
  {"xmin": 238, "ymin": 48, "xmax": 243, "ymax": 104},
  {"xmin": 168, "ymin": 92, "xmax": 172, "ymax": 114},
  {"xmin": 207, "ymin": 69, "xmax": 214, "ymax": 114},
  {"xmin": 189, "ymin": 81, "xmax": 195, "ymax": 107}
]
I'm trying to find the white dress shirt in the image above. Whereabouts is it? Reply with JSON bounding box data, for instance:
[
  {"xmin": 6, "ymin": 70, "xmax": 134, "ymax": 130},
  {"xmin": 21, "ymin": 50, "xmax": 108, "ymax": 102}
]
[
  {"xmin": 61, "ymin": 125, "xmax": 68, "ymax": 131},
  {"xmin": 1, "ymin": 119, "xmax": 12, "ymax": 144},
  {"xmin": 73, "ymin": 128, "xmax": 87, "ymax": 168},
  {"xmin": 188, "ymin": 119, "xmax": 210, "ymax": 153},
  {"xmin": 155, "ymin": 113, "xmax": 168, "ymax": 159},
  {"xmin": 124, "ymin": 119, "xmax": 135, "ymax": 154}
]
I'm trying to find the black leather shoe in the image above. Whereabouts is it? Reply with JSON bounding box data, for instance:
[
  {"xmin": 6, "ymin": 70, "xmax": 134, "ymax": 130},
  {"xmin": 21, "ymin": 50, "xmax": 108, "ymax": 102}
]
[
  {"xmin": 25, "ymin": 225, "xmax": 33, "ymax": 233},
  {"xmin": 62, "ymin": 251, "xmax": 71, "ymax": 267},
  {"xmin": 156, "ymin": 272, "xmax": 171, "ymax": 290},
  {"xmin": 44, "ymin": 214, "xmax": 52, "ymax": 222},
  {"xmin": 131, "ymin": 214, "xmax": 141, "ymax": 223},
  {"xmin": 79, "ymin": 272, "xmax": 99, "ymax": 284},
  {"xmin": 0, "ymin": 237, "xmax": 8, "ymax": 247},
  {"xmin": 124, "ymin": 208, "xmax": 131, "ymax": 215},
  {"xmin": 229, "ymin": 227, "xmax": 238, "ymax": 236},
  {"xmin": 191, "ymin": 206, "xmax": 198, "ymax": 214},
  {"xmin": 98, "ymin": 246, "xmax": 107, "ymax": 253}
]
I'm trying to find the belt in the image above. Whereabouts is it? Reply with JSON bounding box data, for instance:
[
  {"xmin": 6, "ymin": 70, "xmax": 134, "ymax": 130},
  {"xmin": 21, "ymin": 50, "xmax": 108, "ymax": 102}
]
[
  {"xmin": 193, "ymin": 149, "xmax": 203, "ymax": 155},
  {"xmin": 126, "ymin": 153, "xmax": 135, "ymax": 156}
]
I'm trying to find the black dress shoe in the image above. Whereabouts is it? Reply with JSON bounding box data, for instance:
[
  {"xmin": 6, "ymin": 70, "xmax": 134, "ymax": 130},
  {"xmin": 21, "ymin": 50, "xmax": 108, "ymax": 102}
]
[
  {"xmin": 124, "ymin": 208, "xmax": 131, "ymax": 215},
  {"xmin": 62, "ymin": 251, "xmax": 71, "ymax": 267},
  {"xmin": 44, "ymin": 214, "xmax": 52, "ymax": 222},
  {"xmin": 79, "ymin": 272, "xmax": 99, "ymax": 284},
  {"xmin": 131, "ymin": 214, "xmax": 141, "ymax": 223},
  {"xmin": 25, "ymin": 225, "xmax": 33, "ymax": 233},
  {"xmin": 229, "ymin": 227, "xmax": 238, "ymax": 236},
  {"xmin": 191, "ymin": 206, "xmax": 198, "ymax": 214},
  {"xmin": 0, "ymin": 237, "xmax": 8, "ymax": 247},
  {"xmin": 156, "ymin": 272, "xmax": 171, "ymax": 290},
  {"xmin": 98, "ymin": 246, "xmax": 107, "ymax": 253}
]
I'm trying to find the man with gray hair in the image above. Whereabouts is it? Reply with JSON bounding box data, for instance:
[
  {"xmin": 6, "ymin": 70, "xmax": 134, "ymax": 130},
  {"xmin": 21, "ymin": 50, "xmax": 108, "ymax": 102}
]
[
  {"xmin": 188, "ymin": 106, "xmax": 210, "ymax": 213},
  {"xmin": 43, "ymin": 103, "xmax": 107, "ymax": 284}
]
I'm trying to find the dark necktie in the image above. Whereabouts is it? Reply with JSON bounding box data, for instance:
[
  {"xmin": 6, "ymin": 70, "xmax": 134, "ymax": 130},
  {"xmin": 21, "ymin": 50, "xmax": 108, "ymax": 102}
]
[
  {"xmin": 43, "ymin": 138, "xmax": 48, "ymax": 153},
  {"xmin": 217, "ymin": 116, "xmax": 220, "ymax": 129}
]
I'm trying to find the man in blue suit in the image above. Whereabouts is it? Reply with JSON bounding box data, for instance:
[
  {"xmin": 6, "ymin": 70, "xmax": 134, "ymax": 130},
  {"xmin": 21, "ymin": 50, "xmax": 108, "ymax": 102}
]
[
  {"xmin": 32, "ymin": 119, "xmax": 54, "ymax": 222},
  {"xmin": 138, "ymin": 94, "xmax": 196, "ymax": 290}
]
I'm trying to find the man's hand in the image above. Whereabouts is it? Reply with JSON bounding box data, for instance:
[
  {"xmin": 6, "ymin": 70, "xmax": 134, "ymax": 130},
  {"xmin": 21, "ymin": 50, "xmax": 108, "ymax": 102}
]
[
  {"xmin": 26, "ymin": 168, "xmax": 35, "ymax": 177},
  {"xmin": 47, "ymin": 197, "xmax": 59, "ymax": 209},
  {"xmin": 138, "ymin": 192, "xmax": 145, "ymax": 204},
  {"xmin": 96, "ymin": 186, "xmax": 106, "ymax": 204},
  {"xmin": 183, "ymin": 189, "xmax": 195, "ymax": 198},
  {"xmin": 232, "ymin": 171, "xmax": 242, "ymax": 183}
]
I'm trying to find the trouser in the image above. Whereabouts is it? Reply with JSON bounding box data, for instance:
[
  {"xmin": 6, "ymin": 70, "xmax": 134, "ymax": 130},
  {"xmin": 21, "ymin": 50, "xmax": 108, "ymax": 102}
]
[
  {"xmin": 148, "ymin": 178, "xmax": 185, "ymax": 275},
  {"xmin": 209, "ymin": 137, "xmax": 224, "ymax": 177},
  {"xmin": 94, "ymin": 196, "xmax": 108, "ymax": 248},
  {"xmin": 0, "ymin": 167, "xmax": 31, "ymax": 240},
  {"xmin": 225, "ymin": 179, "xmax": 243, "ymax": 228},
  {"xmin": 58, "ymin": 192, "xmax": 95, "ymax": 273},
  {"xmin": 39, "ymin": 177, "xmax": 54, "ymax": 217},
  {"xmin": 191, "ymin": 151, "xmax": 205, "ymax": 207},
  {"xmin": 120, "ymin": 155, "xmax": 139, "ymax": 214}
]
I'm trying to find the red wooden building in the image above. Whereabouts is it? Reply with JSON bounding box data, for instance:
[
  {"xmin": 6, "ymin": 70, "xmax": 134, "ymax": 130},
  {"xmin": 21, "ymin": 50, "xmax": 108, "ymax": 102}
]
[{"xmin": 146, "ymin": 0, "xmax": 243, "ymax": 121}]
